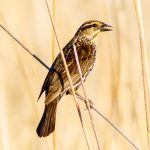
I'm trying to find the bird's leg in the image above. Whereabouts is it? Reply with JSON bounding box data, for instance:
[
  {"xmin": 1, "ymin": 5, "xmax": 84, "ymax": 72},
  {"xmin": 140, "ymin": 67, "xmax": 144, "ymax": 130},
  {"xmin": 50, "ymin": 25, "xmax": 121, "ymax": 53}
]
[
  {"xmin": 67, "ymin": 90, "xmax": 93, "ymax": 108},
  {"xmin": 75, "ymin": 92, "xmax": 93, "ymax": 108}
]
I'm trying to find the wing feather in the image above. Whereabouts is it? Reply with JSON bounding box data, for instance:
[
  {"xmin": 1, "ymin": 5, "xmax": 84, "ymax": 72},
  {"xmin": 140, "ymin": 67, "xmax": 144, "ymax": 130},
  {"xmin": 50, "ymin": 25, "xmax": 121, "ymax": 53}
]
[{"xmin": 38, "ymin": 44, "xmax": 96, "ymax": 104}]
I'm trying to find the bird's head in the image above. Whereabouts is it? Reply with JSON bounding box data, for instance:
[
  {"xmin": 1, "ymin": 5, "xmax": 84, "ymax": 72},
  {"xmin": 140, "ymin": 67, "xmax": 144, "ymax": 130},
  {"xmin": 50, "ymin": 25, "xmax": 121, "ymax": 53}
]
[{"xmin": 76, "ymin": 20, "xmax": 112, "ymax": 42}]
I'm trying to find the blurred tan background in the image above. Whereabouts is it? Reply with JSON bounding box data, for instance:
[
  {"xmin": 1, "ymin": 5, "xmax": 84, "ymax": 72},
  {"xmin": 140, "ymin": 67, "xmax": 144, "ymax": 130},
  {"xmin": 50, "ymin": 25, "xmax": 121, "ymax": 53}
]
[{"xmin": 0, "ymin": 0, "xmax": 150, "ymax": 149}]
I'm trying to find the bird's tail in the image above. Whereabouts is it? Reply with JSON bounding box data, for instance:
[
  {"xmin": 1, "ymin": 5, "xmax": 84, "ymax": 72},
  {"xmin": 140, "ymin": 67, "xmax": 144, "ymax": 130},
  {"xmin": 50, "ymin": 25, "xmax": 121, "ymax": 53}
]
[{"xmin": 36, "ymin": 98, "xmax": 59, "ymax": 137}]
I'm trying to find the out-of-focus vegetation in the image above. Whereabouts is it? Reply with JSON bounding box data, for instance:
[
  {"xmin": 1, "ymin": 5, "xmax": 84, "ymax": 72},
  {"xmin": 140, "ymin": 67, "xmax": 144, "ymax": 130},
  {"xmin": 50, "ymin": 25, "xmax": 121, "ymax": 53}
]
[{"xmin": 0, "ymin": 0, "xmax": 149, "ymax": 149}]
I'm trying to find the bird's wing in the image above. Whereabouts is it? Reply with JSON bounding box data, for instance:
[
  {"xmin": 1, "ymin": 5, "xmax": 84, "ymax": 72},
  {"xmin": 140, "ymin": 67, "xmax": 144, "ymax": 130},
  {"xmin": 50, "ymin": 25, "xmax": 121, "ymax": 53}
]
[
  {"xmin": 38, "ymin": 70, "xmax": 55, "ymax": 100},
  {"xmin": 37, "ymin": 51, "xmax": 72, "ymax": 102},
  {"xmin": 43, "ymin": 44, "xmax": 95, "ymax": 104},
  {"xmin": 44, "ymin": 52, "xmax": 79, "ymax": 104}
]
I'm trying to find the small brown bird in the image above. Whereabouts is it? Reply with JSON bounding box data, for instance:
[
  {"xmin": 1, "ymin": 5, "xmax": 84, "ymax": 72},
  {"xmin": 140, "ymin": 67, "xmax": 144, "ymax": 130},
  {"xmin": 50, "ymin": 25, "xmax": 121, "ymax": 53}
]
[{"xmin": 37, "ymin": 20, "xmax": 112, "ymax": 137}]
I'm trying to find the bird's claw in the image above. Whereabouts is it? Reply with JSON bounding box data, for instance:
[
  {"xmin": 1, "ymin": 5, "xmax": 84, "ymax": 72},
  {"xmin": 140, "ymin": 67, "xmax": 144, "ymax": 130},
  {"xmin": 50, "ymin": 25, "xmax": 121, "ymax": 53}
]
[{"xmin": 84, "ymin": 99, "xmax": 93, "ymax": 109}]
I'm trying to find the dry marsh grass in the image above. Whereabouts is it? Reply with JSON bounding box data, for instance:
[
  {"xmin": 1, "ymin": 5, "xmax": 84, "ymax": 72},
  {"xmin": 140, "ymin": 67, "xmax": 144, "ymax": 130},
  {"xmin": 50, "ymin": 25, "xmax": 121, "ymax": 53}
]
[{"xmin": 0, "ymin": 0, "xmax": 150, "ymax": 149}]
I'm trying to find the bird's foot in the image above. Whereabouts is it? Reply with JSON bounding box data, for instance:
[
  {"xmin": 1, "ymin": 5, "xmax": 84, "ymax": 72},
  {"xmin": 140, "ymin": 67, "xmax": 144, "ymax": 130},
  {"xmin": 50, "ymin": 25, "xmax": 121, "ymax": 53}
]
[{"xmin": 84, "ymin": 99, "xmax": 93, "ymax": 109}]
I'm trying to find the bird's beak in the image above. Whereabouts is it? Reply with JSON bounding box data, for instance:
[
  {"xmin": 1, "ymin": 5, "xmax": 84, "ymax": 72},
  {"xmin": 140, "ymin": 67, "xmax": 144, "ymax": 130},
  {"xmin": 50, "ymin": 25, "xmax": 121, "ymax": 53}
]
[{"xmin": 100, "ymin": 23, "xmax": 113, "ymax": 32}]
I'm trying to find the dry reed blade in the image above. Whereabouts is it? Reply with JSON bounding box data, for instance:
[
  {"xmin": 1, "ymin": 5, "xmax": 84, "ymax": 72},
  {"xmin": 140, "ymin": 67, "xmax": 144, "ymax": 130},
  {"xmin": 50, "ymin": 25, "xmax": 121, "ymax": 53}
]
[
  {"xmin": 51, "ymin": 0, "xmax": 56, "ymax": 149},
  {"xmin": 73, "ymin": 44, "xmax": 101, "ymax": 150},
  {"xmin": 51, "ymin": 0, "xmax": 55, "ymax": 62},
  {"xmin": 133, "ymin": 0, "xmax": 150, "ymax": 148}
]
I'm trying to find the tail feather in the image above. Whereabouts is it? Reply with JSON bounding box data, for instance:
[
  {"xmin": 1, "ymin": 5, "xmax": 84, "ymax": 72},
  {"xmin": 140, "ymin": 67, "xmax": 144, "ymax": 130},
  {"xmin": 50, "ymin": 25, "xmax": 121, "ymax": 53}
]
[{"xmin": 36, "ymin": 100, "xmax": 58, "ymax": 137}]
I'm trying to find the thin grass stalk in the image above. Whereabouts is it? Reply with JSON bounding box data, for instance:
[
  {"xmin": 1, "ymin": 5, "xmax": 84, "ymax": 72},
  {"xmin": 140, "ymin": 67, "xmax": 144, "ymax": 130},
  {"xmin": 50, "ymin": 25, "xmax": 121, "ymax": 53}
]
[
  {"xmin": 44, "ymin": 0, "xmax": 92, "ymax": 149},
  {"xmin": 133, "ymin": 0, "xmax": 150, "ymax": 148},
  {"xmin": 53, "ymin": 129, "xmax": 56, "ymax": 150},
  {"xmin": 0, "ymin": 25, "xmax": 49, "ymax": 70},
  {"xmin": 73, "ymin": 44, "xmax": 101, "ymax": 150},
  {"xmin": 51, "ymin": 0, "xmax": 56, "ymax": 149},
  {"xmin": 51, "ymin": 0, "xmax": 55, "ymax": 62}
]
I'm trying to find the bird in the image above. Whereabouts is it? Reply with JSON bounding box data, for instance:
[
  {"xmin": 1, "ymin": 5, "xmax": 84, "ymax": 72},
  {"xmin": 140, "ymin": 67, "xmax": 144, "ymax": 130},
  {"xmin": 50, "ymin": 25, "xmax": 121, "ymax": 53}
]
[{"xmin": 37, "ymin": 20, "xmax": 112, "ymax": 137}]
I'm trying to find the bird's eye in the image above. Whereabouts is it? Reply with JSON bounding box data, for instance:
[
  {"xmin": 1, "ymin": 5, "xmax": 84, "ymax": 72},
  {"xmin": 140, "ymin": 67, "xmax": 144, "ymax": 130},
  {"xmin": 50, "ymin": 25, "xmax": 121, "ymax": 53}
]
[{"xmin": 93, "ymin": 24, "xmax": 98, "ymax": 27}]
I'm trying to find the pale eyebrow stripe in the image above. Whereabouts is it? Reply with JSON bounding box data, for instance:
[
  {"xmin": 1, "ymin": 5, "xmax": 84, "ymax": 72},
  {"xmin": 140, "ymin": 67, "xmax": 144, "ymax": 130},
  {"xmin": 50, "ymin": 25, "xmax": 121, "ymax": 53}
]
[{"xmin": 81, "ymin": 24, "xmax": 93, "ymax": 30}]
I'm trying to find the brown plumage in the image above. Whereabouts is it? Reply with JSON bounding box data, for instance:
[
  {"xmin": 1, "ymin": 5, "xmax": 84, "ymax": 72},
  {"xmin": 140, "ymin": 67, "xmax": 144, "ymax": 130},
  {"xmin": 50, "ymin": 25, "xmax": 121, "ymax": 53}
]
[{"xmin": 37, "ymin": 20, "xmax": 112, "ymax": 137}]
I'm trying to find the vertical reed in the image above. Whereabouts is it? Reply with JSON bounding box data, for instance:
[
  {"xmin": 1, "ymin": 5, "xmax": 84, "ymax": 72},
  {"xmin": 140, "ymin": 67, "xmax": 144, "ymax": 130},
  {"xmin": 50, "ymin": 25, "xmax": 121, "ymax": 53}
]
[{"xmin": 133, "ymin": 0, "xmax": 150, "ymax": 149}]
